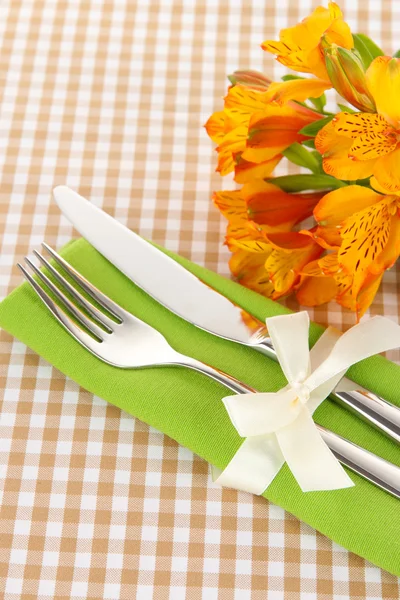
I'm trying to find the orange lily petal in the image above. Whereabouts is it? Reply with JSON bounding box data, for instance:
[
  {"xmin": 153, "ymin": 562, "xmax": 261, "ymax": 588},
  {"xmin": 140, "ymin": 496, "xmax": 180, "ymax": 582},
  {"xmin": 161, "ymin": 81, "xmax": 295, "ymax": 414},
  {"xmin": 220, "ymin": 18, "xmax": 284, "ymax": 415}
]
[
  {"xmin": 323, "ymin": 9, "xmax": 353, "ymax": 47},
  {"xmin": 228, "ymin": 237, "xmax": 272, "ymax": 254},
  {"xmin": 333, "ymin": 111, "xmax": 389, "ymax": 138},
  {"xmin": 262, "ymin": 3, "xmax": 352, "ymax": 81},
  {"xmin": 215, "ymin": 126, "xmax": 247, "ymax": 175},
  {"xmin": 370, "ymin": 176, "xmax": 395, "ymax": 195},
  {"xmin": 338, "ymin": 196, "xmax": 393, "ymax": 296},
  {"xmin": 213, "ymin": 190, "xmax": 246, "ymax": 223},
  {"xmin": 247, "ymin": 115, "xmax": 308, "ymax": 147},
  {"xmin": 299, "ymin": 258, "xmax": 327, "ymax": 277},
  {"xmin": 356, "ymin": 273, "xmax": 384, "ymax": 319},
  {"xmin": 205, "ymin": 111, "xmax": 226, "ymax": 143},
  {"xmin": 229, "ymin": 249, "xmax": 275, "ymax": 296},
  {"xmin": 349, "ymin": 132, "xmax": 397, "ymax": 160},
  {"xmin": 296, "ymin": 274, "xmax": 338, "ymax": 306},
  {"xmin": 319, "ymin": 252, "xmax": 340, "ymax": 275},
  {"xmin": 366, "ymin": 56, "xmax": 400, "ymax": 127},
  {"xmin": 314, "ymin": 185, "xmax": 383, "ymax": 227},
  {"xmin": 300, "ymin": 226, "xmax": 341, "ymax": 249},
  {"xmin": 338, "ymin": 272, "xmax": 383, "ymax": 320},
  {"xmin": 315, "ymin": 120, "xmax": 376, "ymax": 179},
  {"xmin": 334, "ymin": 267, "xmax": 353, "ymax": 299},
  {"xmin": 369, "ymin": 215, "xmax": 400, "ymax": 274},
  {"xmin": 225, "ymin": 221, "xmax": 263, "ymax": 251},
  {"xmin": 234, "ymin": 154, "xmax": 282, "ymax": 184},
  {"xmin": 245, "ymin": 106, "xmax": 318, "ymax": 161},
  {"xmin": 373, "ymin": 146, "xmax": 400, "ymax": 193},
  {"xmin": 265, "ymin": 78, "xmax": 331, "ymax": 104},
  {"xmin": 224, "ymin": 85, "xmax": 269, "ymax": 127},
  {"xmin": 241, "ymin": 146, "xmax": 285, "ymax": 164},
  {"xmin": 265, "ymin": 240, "xmax": 323, "ymax": 298},
  {"xmin": 266, "ymin": 231, "xmax": 319, "ymax": 251},
  {"xmin": 242, "ymin": 181, "xmax": 323, "ymax": 227}
]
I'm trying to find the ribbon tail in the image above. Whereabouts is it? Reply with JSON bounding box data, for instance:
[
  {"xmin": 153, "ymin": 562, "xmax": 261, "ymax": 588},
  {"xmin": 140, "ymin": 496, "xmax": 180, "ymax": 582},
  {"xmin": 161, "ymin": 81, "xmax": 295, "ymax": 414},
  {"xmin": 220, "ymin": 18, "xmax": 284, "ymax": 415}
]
[
  {"xmin": 307, "ymin": 316, "xmax": 400, "ymax": 392},
  {"xmin": 307, "ymin": 369, "xmax": 348, "ymax": 414},
  {"xmin": 266, "ymin": 312, "xmax": 311, "ymax": 385},
  {"xmin": 223, "ymin": 388, "xmax": 300, "ymax": 437},
  {"xmin": 309, "ymin": 326, "xmax": 341, "ymax": 371},
  {"xmin": 211, "ymin": 435, "xmax": 285, "ymax": 495},
  {"xmin": 307, "ymin": 327, "xmax": 346, "ymax": 413},
  {"xmin": 276, "ymin": 408, "xmax": 354, "ymax": 492}
]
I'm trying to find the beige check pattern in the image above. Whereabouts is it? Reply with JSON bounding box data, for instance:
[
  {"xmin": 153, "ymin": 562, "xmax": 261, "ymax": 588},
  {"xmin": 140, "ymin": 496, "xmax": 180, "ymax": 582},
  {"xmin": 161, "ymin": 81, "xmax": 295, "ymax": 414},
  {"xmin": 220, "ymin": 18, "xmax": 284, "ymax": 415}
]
[{"xmin": 1, "ymin": 1, "xmax": 400, "ymax": 598}]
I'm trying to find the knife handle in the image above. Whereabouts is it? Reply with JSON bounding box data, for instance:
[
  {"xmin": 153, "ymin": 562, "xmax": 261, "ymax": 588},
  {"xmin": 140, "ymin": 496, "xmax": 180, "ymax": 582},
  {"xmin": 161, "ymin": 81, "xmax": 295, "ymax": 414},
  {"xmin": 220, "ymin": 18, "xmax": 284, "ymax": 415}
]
[
  {"xmin": 255, "ymin": 337, "xmax": 400, "ymax": 445},
  {"xmin": 332, "ymin": 389, "xmax": 400, "ymax": 444}
]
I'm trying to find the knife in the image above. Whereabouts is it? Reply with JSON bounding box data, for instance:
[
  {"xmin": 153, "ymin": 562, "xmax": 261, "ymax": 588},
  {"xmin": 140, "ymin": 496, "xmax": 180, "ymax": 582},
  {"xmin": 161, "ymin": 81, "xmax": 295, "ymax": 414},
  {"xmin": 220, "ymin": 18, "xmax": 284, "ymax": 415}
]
[{"xmin": 53, "ymin": 185, "xmax": 400, "ymax": 444}]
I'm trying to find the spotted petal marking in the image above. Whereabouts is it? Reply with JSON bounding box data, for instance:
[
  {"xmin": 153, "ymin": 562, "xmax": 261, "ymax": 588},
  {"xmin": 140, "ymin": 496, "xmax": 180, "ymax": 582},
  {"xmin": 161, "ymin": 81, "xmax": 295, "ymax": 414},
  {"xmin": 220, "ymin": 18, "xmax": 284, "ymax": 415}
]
[
  {"xmin": 216, "ymin": 126, "xmax": 248, "ymax": 175},
  {"xmin": 265, "ymin": 242, "xmax": 321, "ymax": 298},
  {"xmin": 334, "ymin": 267, "xmax": 353, "ymax": 298},
  {"xmin": 333, "ymin": 112, "xmax": 389, "ymax": 139},
  {"xmin": 230, "ymin": 250, "xmax": 274, "ymax": 297},
  {"xmin": 224, "ymin": 86, "xmax": 269, "ymax": 126},
  {"xmin": 213, "ymin": 190, "xmax": 247, "ymax": 223},
  {"xmin": 228, "ymin": 237, "xmax": 272, "ymax": 254},
  {"xmin": 349, "ymin": 132, "xmax": 397, "ymax": 160},
  {"xmin": 204, "ymin": 111, "xmax": 226, "ymax": 143},
  {"xmin": 318, "ymin": 252, "xmax": 339, "ymax": 275},
  {"xmin": 338, "ymin": 198, "xmax": 393, "ymax": 296}
]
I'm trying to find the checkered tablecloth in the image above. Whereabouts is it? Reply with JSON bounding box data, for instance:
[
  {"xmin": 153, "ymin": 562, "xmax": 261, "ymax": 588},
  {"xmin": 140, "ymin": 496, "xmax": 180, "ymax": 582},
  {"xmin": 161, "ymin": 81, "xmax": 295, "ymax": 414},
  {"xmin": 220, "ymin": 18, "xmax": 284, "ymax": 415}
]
[{"xmin": 1, "ymin": 1, "xmax": 400, "ymax": 598}]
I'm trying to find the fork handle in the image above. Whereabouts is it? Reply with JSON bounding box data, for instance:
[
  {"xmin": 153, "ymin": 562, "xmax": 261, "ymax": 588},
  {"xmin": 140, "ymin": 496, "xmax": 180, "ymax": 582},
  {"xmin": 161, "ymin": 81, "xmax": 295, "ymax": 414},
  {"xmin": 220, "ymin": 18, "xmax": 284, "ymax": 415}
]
[
  {"xmin": 255, "ymin": 337, "xmax": 400, "ymax": 445},
  {"xmin": 181, "ymin": 356, "xmax": 400, "ymax": 499}
]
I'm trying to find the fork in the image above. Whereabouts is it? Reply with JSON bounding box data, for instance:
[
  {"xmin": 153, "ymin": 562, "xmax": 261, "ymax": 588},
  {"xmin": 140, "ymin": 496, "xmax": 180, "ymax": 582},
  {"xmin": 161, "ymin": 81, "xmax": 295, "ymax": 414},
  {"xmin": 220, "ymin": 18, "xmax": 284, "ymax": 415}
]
[{"xmin": 18, "ymin": 244, "xmax": 400, "ymax": 499}]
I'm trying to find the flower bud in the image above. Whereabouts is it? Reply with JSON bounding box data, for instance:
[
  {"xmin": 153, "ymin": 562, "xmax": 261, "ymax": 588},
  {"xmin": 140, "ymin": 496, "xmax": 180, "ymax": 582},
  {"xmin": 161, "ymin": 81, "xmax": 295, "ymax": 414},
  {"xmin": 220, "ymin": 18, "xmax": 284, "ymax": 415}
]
[
  {"xmin": 228, "ymin": 70, "xmax": 271, "ymax": 91},
  {"xmin": 322, "ymin": 42, "xmax": 376, "ymax": 112}
]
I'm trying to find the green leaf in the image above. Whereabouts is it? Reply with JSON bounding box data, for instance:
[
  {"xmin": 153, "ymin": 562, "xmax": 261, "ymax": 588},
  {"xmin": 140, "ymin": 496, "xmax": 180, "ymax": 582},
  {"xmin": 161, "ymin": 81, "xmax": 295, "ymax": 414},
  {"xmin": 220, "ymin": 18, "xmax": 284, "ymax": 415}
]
[
  {"xmin": 266, "ymin": 174, "xmax": 347, "ymax": 193},
  {"xmin": 337, "ymin": 103, "xmax": 356, "ymax": 113},
  {"xmin": 311, "ymin": 150, "xmax": 323, "ymax": 169},
  {"xmin": 393, "ymin": 49, "xmax": 400, "ymax": 58},
  {"xmin": 282, "ymin": 142, "xmax": 321, "ymax": 174},
  {"xmin": 302, "ymin": 139, "xmax": 316, "ymax": 149},
  {"xmin": 309, "ymin": 93, "xmax": 327, "ymax": 113},
  {"xmin": 299, "ymin": 115, "xmax": 334, "ymax": 137},
  {"xmin": 353, "ymin": 33, "xmax": 384, "ymax": 69},
  {"xmin": 281, "ymin": 74, "xmax": 304, "ymax": 81}
]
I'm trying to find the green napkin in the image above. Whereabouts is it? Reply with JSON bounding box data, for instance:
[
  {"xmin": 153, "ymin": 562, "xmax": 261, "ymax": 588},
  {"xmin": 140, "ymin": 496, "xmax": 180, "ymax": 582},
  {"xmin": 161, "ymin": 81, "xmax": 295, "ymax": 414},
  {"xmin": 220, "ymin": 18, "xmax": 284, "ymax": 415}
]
[{"xmin": 1, "ymin": 238, "xmax": 400, "ymax": 576}]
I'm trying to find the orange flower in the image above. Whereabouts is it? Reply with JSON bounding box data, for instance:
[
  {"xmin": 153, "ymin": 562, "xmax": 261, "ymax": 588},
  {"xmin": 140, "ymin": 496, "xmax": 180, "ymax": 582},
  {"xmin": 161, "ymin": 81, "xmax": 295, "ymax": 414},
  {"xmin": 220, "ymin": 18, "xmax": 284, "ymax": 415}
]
[
  {"xmin": 229, "ymin": 231, "xmax": 323, "ymax": 300},
  {"xmin": 296, "ymin": 251, "xmax": 382, "ymax": 320},
  {"xmin": 261, "ymin": 2, "xmax": 353, "ymax": 82},
  {"xmin": 297, "ymin": 252, "xmax": 351, "ymax": 306},
  {"xmin": 264, "ymin": 232, "xmax": 323, "ymax": 299},
  {"xmin": 204, "ymin": 84, "xmax": 278, "ymax": 179},
  {"xmin": 316, "ymin": 57, "xmax": 400, "ymax": 191},
  {"xmin": 213, "ymin": 187, "xmax": 323, "ymax": 298},
  {"xmin": 312, "ymin": 184, "xmax": 400, "ymax": 307},
  {"xmin": 205, "ymin": 79, "xmax": 322, "ymax": 183}
]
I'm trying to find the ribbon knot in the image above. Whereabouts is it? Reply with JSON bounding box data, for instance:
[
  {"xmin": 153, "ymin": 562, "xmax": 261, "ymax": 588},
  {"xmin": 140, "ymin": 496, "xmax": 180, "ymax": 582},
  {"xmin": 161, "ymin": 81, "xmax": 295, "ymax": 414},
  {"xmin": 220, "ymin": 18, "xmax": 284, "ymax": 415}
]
[
  {"xmin": 213, "ymin": 312, "xmax": 400, "ymax": 495},
  {"xmin": 291, "ymin": 381, "xmax": 310, "ymax": 404}
]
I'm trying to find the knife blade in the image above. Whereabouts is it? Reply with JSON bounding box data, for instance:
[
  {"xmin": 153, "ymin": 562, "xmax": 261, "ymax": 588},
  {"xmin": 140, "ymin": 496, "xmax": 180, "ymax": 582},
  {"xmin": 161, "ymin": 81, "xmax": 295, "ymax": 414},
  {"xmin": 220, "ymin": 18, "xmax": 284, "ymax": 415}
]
[{"xmin": 53, "ymin": 185, "xmax": 400, "ymax": 444}]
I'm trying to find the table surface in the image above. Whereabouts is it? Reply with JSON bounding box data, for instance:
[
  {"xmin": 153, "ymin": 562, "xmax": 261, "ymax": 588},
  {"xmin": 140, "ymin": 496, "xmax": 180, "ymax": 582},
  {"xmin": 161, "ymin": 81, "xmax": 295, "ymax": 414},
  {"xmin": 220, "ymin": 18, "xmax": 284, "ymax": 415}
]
[{"xmin": 1, "ymin": 1, "xmax": 400, "ymax": 598}]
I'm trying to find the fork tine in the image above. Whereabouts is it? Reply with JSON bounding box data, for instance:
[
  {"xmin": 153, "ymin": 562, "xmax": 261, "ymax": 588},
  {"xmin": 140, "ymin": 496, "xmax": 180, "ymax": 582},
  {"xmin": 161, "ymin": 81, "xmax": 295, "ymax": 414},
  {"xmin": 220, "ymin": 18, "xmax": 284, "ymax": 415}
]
[
  {"xmin": 42, "ymin": 243, "xmax": 124, "ymax": 322},
  {"xmin": 24, "ymin": 257, "xmax": 106, "ymax": 342},
  {"xmin": 17, "ymin": 263, "xmax": 103, "ymax": 352},
  {"xmin": 33, "ymin": 250, "xmax": 115, "ymax": 333}
]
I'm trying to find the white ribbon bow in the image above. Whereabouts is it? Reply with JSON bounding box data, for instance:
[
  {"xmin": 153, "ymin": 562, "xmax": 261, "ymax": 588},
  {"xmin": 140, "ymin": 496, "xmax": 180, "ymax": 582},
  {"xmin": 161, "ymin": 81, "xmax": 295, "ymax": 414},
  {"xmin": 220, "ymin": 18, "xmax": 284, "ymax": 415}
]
[{"xmin": 213, "ymin": 312, "xmax": 400, "ymax": 494}]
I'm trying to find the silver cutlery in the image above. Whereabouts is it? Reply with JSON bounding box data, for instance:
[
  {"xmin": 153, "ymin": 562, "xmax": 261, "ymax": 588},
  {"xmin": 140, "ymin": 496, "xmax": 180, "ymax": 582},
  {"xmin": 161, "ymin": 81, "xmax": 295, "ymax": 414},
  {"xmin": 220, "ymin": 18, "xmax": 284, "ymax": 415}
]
[
  {"xmin": 52, "ymin": 186, "xmax": 400, "ymax": 445},
  {"xmin": 17, "ymin": 244, "xmax": 400, "ymax": 498}
]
